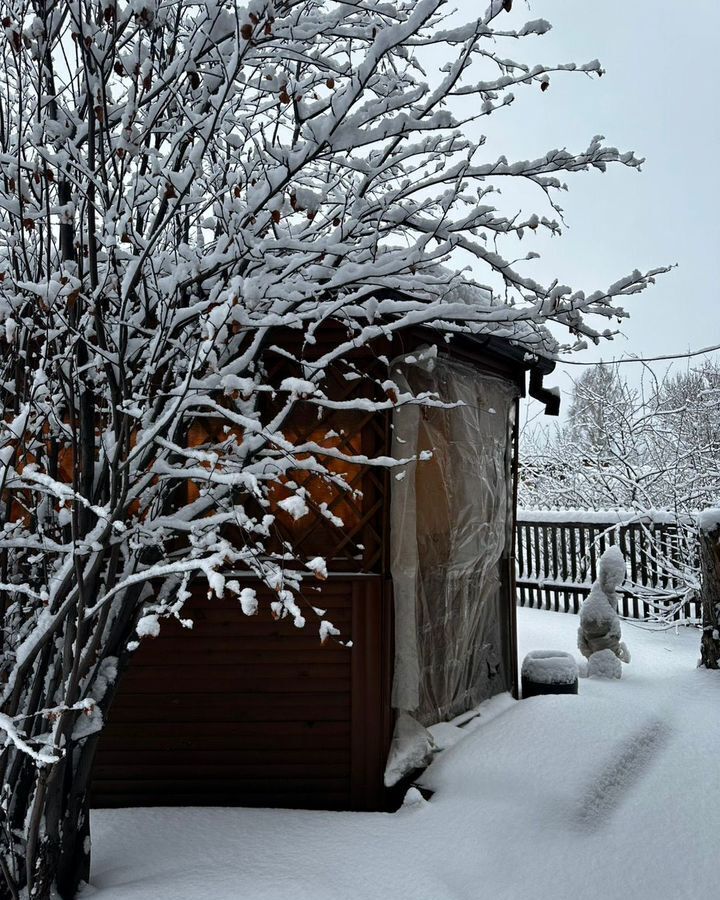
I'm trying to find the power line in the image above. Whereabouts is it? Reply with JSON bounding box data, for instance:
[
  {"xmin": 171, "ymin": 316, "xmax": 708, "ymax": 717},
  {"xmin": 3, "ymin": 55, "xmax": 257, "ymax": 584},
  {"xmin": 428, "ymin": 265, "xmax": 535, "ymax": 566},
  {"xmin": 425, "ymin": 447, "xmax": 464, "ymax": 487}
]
[{"xmin": 550, "ymin": 343, "xmax": 720, "ymax": 367}]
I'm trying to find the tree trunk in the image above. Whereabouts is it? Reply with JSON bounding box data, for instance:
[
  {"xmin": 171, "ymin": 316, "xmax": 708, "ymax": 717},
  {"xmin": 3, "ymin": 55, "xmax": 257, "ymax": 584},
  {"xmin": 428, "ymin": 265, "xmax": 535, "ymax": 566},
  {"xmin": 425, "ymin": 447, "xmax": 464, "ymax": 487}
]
[
  {"xmin": 2, "ymin": 737, "xmax": 97, "ymax": 900},
  {"xmin": 699, "ymin": 520, "xmax": 720, "ymax": 669}
]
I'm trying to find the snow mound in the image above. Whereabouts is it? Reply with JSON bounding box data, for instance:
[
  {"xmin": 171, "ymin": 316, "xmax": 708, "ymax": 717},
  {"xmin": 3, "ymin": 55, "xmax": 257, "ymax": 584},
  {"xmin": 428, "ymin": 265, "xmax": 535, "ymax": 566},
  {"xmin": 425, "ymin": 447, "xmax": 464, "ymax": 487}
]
[
  {"xmin": 384, "ymin": 712, "xmax": 435, "ymax": 787},
  {"xmin": 588, "ymin": 648, "xmax": 622, "ymax": 679}
]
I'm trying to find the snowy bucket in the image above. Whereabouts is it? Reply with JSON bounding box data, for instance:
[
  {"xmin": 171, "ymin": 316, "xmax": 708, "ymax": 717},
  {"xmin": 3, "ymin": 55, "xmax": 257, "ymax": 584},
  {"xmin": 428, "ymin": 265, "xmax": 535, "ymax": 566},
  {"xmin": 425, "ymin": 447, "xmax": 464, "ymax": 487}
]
[{"xmin": 521, "ymin": 650, "xmax": 579, "ymax": 699}]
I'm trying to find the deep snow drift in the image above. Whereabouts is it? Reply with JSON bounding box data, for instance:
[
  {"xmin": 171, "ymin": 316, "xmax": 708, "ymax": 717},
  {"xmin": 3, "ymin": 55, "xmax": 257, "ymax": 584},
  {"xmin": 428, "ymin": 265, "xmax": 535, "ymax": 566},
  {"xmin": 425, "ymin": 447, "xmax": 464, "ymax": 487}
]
[{"xmin": 87, "ymin": 609, "xmax": 719, "ymax": 900}]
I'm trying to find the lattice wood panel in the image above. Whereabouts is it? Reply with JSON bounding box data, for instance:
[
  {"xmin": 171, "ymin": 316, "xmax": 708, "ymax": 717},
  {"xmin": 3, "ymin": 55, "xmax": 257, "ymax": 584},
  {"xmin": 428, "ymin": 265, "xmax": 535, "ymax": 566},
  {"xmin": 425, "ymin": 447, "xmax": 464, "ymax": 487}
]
[{"xmin": 263, "ymin": 356, "xmax": 389, "ymax": 572}]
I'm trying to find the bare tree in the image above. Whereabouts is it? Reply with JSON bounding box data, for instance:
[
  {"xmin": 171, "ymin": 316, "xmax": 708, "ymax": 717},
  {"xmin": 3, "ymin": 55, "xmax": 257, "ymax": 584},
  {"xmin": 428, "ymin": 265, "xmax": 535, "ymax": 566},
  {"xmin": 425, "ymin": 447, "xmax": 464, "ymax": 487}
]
[
  {"xmin": 519, "ymin": 360, "xmax": 720, "ymax": 623},
  {"xmin": 654, "ymin": 363, "xmax": 720, "ymax": 509},
  {"xmin": 0, "ymin": 1, "xmax": 664, "ymax": 896},
  {"xmin": 521, "ymin": 365, "xmax": 652, "ymax": 510},
  {"xmin": 521, "ymin": 360, "xmax": 720, "ymax": 512},
  {"xmin": 566, "ymin": 364, "xmax": 632, "ymax": 455}
]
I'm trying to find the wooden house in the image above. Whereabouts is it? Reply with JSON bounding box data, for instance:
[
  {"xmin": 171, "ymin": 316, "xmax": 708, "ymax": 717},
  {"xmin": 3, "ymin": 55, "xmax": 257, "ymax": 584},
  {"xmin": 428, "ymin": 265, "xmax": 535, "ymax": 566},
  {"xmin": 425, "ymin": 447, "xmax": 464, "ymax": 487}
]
[{"xmin": 90, "ymin": 325, "xmax": 558, "ymax": 812}]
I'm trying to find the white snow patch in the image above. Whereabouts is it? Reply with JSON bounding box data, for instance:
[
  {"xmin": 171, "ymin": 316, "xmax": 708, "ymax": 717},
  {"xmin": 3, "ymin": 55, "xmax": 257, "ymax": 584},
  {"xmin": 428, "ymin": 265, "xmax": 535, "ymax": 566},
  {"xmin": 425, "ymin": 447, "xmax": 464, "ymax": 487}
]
[
  {"xmin": 698, "ymin": 508, "xmax": 720, "ymax": 533},
  {"xmin": 277, "ymin": 496, "xmax": 309, "ymax": 520},
  {"xmin": 135, "ymin": 615, "xmax": 160, "ymax": 639},
  {"xmin": 306, "ymin": 557, "xmax": 328, "ymax": 579},
  {"xmin": 238, "ymin": 588, "xmax": 258, "ymax": 616},
  {"xmin": 587, "ymin": 648, "xmax": 622, "ymax": 679},
  {"xmin": 89, "ymin": 608, "xmax": 716, "ymax": 900}
]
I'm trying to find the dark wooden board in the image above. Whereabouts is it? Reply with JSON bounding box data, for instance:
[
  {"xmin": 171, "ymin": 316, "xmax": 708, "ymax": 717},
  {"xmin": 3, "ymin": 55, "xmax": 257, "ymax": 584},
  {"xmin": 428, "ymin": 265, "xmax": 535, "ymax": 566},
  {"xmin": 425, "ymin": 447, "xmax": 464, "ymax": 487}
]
[{"xmin": 91, "ymin": 576, "xmax": 390, "ymax": 812}]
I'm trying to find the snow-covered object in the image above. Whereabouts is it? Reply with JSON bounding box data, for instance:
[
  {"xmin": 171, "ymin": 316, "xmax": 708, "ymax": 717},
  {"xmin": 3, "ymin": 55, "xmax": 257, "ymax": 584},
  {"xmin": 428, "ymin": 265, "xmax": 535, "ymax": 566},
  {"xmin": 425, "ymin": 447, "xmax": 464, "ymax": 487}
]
[
  {"xmin": 277, "ymin": 496, "xmax": 309, "ymax": 521},
  {"xmin": 521, "ymin": 650, "xmax": 578, "ymax": 685},
  {"xmin": 306, "ymin": 557, "xmax": 328, "ymax": 580},
  {"xmin": 401, "ymin": 786, "xmax": 428, "ymax": 808},
  {"xmin": 136, "ymin": 615, "xmax": 161, "ymax": 639},
  {"xmin": 238, "ymin": 588, "xmax": 258, "ymax": 617},
  {"xmin": 578, "ymin": 547, "xmax": 631, "ymax": 674},
  {"xmin": 517, "ymin": 508, "xmax": 695, "ymax": 526},
  {"xmin": 698, "ymin": 508, "xmax": 720, "ymax": 534},
  {"xmin": 587, "ymin": 648, "xmax": 622, "ymax": 679},
  {"xmin": 384, "ymin": 712, "xmax": 436, "ymax": 787}
]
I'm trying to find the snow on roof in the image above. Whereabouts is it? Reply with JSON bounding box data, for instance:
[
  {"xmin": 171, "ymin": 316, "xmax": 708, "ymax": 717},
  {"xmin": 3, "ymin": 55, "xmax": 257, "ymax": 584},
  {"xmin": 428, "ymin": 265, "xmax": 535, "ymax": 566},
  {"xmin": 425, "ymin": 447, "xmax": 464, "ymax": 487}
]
[{"xmin": 419, "ymin": 266, "xmax": 560, "ymax": 358}]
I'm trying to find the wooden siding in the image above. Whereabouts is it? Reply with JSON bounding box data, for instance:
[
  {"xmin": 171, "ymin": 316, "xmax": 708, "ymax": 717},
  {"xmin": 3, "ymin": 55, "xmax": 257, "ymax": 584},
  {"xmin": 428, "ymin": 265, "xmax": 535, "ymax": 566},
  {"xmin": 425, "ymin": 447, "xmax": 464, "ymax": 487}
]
[{"xmin": 91, "ymin": 577, "xmax": 390, "ymax": 811}]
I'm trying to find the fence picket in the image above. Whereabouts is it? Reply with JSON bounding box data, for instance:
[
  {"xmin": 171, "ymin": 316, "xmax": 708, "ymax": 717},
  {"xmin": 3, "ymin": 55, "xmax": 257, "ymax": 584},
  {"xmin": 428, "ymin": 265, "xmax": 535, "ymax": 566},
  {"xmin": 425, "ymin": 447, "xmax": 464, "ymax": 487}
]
[{"xmin": 515, "ymin": 513, "xmax": 700, "ymax": 622}]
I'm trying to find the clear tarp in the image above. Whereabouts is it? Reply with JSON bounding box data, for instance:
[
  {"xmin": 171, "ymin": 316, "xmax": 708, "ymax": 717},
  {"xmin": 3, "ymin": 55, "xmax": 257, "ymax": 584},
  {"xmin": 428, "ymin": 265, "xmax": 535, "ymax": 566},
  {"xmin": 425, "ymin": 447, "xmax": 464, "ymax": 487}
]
[{"xmin": 385, "ymin": 352, "xmax": 518, "ymax": 785}]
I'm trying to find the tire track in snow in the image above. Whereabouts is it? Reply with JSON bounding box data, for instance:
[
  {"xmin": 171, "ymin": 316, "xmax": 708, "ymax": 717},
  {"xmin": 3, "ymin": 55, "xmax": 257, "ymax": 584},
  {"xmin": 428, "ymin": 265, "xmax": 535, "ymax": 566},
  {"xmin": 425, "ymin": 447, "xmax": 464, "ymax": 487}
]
[{"xmin": 574, "ymin": 717, "xmax": 671, "ymax": 830}]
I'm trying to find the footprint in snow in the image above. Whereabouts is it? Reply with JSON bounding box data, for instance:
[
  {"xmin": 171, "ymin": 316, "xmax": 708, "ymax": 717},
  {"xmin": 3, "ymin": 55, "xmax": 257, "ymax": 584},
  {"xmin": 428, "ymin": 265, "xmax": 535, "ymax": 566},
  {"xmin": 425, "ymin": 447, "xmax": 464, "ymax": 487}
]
[{"xmin": 573, "ymin": 717, "xmax": 670, "ymax": 831}]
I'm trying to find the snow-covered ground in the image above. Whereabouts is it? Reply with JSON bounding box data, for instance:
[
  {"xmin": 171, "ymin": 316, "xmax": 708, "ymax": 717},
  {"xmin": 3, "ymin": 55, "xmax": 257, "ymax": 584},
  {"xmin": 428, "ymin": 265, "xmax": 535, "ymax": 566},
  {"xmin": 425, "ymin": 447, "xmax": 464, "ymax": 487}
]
[{"xmin": 87, "ymin": 608, "xmax": 719, "ymax": 900}]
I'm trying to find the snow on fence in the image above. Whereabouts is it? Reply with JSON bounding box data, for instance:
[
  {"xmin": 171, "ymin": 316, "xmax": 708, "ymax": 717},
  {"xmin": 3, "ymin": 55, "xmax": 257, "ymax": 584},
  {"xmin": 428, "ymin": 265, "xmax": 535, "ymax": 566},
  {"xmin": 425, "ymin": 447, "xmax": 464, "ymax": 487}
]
[{"xmin": 515, "ymin": 510, "xmax": 701, "ymax": 622}]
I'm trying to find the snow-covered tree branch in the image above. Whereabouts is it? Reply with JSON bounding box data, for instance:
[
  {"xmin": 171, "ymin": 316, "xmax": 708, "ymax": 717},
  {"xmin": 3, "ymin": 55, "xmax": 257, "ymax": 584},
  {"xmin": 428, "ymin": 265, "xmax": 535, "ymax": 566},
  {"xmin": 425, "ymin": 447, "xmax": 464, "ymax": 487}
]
[
  {"xmin": 0, "ymin": 1, "xmax": 665, "ymax": 896},
  {"xmin": 520, "ymin": 362, "xmax": 720, "ymax": 512}
]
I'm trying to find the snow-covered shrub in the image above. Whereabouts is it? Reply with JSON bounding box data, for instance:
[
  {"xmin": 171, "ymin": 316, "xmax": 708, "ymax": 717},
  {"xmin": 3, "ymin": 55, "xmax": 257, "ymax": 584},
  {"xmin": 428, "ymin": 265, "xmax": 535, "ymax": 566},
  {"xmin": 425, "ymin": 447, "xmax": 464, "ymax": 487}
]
[{"xmin": 578, "ymin": 547, "xmax": 631, "ymax": 677}]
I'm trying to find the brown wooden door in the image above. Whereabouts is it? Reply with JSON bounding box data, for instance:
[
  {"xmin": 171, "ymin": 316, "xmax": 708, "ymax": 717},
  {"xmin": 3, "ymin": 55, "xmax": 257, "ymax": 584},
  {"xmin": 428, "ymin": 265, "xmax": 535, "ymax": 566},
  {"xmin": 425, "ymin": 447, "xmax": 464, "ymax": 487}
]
[{"xmin": 90, "ymin": 576, "xmax": 389, "ymax": 811}]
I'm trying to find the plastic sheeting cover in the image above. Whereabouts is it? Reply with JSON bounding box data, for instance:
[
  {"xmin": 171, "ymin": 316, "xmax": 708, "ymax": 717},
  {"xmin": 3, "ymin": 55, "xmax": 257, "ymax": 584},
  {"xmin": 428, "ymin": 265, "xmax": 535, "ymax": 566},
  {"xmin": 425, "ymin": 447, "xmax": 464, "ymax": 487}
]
[{"xmin": 385, "ymin": 353, "xmax": 517, "ymax": 784}]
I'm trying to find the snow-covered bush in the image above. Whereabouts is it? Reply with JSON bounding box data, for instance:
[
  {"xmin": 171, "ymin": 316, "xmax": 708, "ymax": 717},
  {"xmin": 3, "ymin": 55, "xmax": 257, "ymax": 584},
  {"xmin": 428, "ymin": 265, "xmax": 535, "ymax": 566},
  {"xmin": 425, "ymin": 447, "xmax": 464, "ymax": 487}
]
[
  {"xmin": 578, "ymin": 547, "xmax": 631, "ymax": 676},
  {"xmin": 0, "ymin": 1, "xmax": 663, "ymax": 897}
]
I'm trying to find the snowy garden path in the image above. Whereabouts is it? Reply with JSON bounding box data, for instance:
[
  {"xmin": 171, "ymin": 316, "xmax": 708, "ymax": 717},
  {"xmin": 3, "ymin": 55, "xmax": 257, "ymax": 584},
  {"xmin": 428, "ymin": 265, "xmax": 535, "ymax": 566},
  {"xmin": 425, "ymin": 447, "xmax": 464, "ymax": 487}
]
[{"xmin": 87, "ymin": 609, "xmax": 719, "ymax": 900}]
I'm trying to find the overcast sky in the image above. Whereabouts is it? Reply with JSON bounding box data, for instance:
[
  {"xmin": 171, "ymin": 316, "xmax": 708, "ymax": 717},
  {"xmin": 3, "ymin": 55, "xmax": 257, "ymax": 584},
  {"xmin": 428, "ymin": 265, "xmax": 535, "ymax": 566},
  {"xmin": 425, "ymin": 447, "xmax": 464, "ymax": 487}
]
[{"xmin": 443, "ymin": 0, "xmax": 720, "ymax": 401}]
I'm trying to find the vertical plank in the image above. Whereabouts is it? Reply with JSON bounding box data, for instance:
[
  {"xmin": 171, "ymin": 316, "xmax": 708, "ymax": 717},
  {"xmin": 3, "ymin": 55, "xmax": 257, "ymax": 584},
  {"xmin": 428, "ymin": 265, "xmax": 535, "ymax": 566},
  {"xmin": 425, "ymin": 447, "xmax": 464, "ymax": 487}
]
[
  {"xmin": 533, "ymin": 525, "xmax": 541, "ymax": 583},
  {"xmin": 573, "ymin": 586, "xmax": 581, "ymax": 614},
  {"xmin": 639, "ymin": 524, "xmax": 650, "ymax": 615},
  {"xmin": 618, "ymin": 526, "xmax": 630, "ymax": 618},
  {"xmin": 628, "ymin": 525, "xmax": 639, "ymax": 587},
  {"xmin": 531, "ymin": 524, "xmax": 544, "ymax": 610},
  {"xmin": 588, "ymin": 527, "xmax": 597, "ymax": 583},
  {"xmin": 525, "ymin": 523, "xmax": 533, "ymax": 584},
  {"xmin": 598, "ymin": 527, "xmax": 608, "ymax": 556},
  {"xmin": 517, "ymin": 522, "xmax": 525, "ymax": 579},
  {"xmin": 351, "ymin": 577, "xmax": 385, "ymax": 811},
  {"xmin": 578, "ymin": 526, "xmax": 587, "ymax": 585},
  {"xmin": 559, "ymin": 526, "xmax": 569, "ymax": 612}
]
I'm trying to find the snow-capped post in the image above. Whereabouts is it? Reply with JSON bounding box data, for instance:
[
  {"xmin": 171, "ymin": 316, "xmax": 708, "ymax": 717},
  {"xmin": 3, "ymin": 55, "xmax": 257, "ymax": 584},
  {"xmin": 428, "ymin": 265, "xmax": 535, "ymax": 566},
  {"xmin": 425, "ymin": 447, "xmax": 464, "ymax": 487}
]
[
  {"xmin": 0, "ymin": 1, "xmax": 666, "ymax": 897},
  {"xmin": 578, "ymin": 547, "xmax": 631, "ymax": 678},
  {"xmin": 699, "ymin": 511, "xmax": 720, "ymax": 669}
]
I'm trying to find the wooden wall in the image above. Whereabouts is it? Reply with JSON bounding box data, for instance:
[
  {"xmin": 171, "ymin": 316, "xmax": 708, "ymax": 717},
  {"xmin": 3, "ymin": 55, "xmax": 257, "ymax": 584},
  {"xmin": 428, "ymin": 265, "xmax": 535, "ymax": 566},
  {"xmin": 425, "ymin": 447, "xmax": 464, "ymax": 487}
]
[
  {"xmin": 89, "ymin": 331, "xmax": 531, "ymax": 811},
  {"xmin": 91, "ymin": 577, "xmax": 391, "ymax": 811}
]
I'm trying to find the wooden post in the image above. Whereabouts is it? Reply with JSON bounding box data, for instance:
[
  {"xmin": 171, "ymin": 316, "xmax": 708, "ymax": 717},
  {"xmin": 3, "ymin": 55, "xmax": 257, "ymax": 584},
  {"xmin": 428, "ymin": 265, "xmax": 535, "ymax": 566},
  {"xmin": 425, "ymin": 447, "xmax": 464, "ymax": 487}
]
[{"xmin": 699, "ymin": 516, "xmax": 720, "ymax": 669}]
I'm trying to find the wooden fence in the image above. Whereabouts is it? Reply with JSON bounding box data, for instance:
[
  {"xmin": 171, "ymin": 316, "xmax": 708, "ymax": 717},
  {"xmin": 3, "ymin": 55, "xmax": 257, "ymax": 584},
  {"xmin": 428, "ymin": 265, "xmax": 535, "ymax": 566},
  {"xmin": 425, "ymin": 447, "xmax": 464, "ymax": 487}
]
[{"xmin": 515, "ymin": 512, "xmax": 701, "ymax": 622}]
